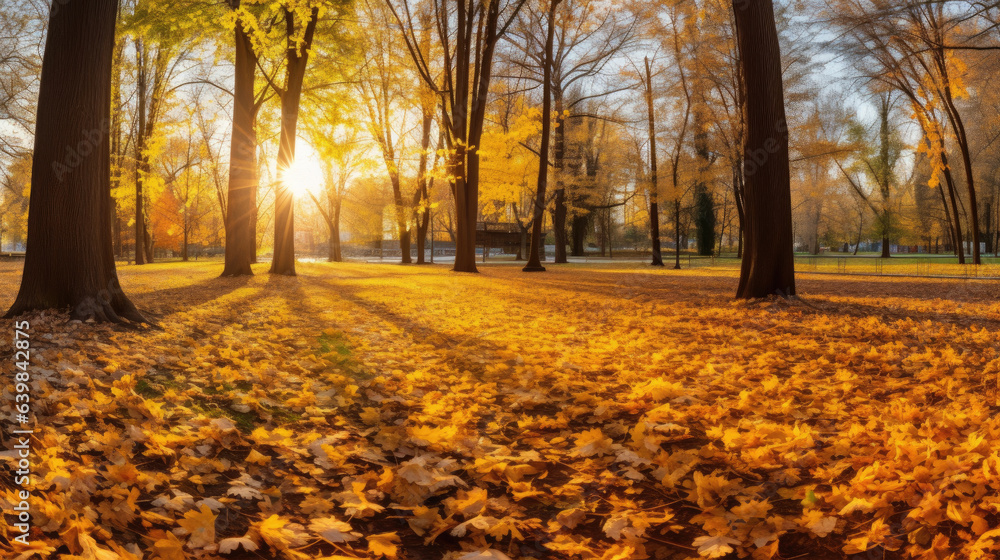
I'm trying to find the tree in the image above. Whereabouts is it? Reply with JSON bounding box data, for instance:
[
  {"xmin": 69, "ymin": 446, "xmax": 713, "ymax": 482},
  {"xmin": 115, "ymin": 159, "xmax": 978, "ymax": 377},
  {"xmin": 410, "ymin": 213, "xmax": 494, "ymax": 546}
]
[
  {"xmin": 829, "ymin": 0, "xmax": 981, "ymax": 263},
  {"xmin": 643, "ymin": 57, "xmax": 664, "ymax": 266},
  {"xmin": 0, "ymin": 1, "xmax": 44, "ymax": 162},
  {"xmin": 6, "ymin": 0, "xmax": 144, "ymax": 323},
  {"xmin": 524, "ymin": 0, "xmax": 561, "ymax": 272},
  {"xmin": 124, "ymin": 0, "xmax": 201, "ymax": 264},
  {"xmin": 222, "ymin": 0, "xmax": 265, "ymax": 276},
  {"xmin": 268, "ymin": 3, "xmax": 321, "ymax": 276},
  {"xmin": 836, "ymin": 94, "xmax": 902, "ymax": 258},
  {"xmin": 357, "ymin": 0, "xmax": 418, "ymax": 264},
  {"xmin": 732, "ymin": 0, "xmax": 795, "ymax": 298},
  {"xmin": 506, "ymin": 0, "xmax": 637, "ymax": 263},
  {"xmin": 305, "ymin": 120, "xmax": 366, "ymax": 262},
  {"xmin": 387, "ymin": 0, "xmax": 530, "ymax": 273}
]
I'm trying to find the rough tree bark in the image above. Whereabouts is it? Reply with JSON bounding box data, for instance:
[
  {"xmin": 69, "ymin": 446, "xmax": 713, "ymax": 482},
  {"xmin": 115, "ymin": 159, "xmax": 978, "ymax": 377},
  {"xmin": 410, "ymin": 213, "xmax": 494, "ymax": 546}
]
[
  {"xmin": 6, "ymin": 0, "xmax": 144, "ymax": 323},
  {"xmin": 222, "ymin": 1, "xmax": 257, "ymax": 277},
  {"xmin": 733, "ymin": 0, "xmax": 795, "ymax": 298}
]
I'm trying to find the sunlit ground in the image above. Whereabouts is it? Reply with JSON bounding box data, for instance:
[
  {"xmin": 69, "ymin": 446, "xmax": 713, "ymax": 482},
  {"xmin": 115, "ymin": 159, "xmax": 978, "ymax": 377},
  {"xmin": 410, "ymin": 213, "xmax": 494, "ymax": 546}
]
[{"xmin": 0, "ymin": 261, "xmax": 998, "ymax": 559}]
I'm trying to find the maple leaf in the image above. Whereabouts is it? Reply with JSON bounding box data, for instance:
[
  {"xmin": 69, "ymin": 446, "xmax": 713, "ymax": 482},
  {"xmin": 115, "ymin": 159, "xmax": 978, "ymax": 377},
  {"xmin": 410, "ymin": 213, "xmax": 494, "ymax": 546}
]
[
  {"xmin": 692, "ymin": 535, "xmax": 740, "ymax": 558},
  {"xmin": 257, "ymin": 515, "xmax": 308, "ymax": 551},
  {"xmin": 151, "ymin": 532, "xmax": 187, "ymax": 560},
  {"xmin": 177, "ymin": 505, "xmax": 217, "ymax": 549},
  {"xmin": 798, "ymin": 510, "xmax": 838, "ymax": 537},
  {"xmin": 218, "ymin": 537, "xmax": 259, "ymax": 554},
  {"xmin": 409, "ymin": 425, "xmax": 458, "ymax": 449},
  {"xmin": 333, "ymin": 481, "xmax": 385, "ymax": 517},
  {"xmin": 367, "ymin": 532, "xmax": 400, "ymax": 558},
  {"xmin": 245, "ymin": 449, "xmax": 271, "ymax": 465},
  {"xmin": 443, "ymin": 487, "xmax": 489, "ymax": 517},
  {"xmin": 572, "ymin": 428, "xmax": 614, "ymax": 457},
  {"xmin": 309, "ymin": 517, "xmax": 361, "ymax": 544}
]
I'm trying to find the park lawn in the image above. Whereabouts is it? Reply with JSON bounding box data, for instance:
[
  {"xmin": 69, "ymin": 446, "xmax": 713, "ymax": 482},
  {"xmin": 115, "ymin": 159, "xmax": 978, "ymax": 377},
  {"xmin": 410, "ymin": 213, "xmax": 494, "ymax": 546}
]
[{"xmin": 1, "ymin": 261, "xmax": 999, "ymax": 560}]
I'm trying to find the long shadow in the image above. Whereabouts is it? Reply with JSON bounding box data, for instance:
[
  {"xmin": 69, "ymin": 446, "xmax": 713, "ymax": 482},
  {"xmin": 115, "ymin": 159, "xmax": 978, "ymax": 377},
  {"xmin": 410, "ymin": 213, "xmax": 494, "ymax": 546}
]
[
  {"xmin": 292, "ymin": 272, "xmax": 508, "ymax": 381},
  {"xmin": 489, "ymin": 267, "xmax": 737, "ymax": 306},
  {"xmin": 131, "ymin": 274, "xmax": 254, "ymax": 319},
  {"xmin": 477, "ymin": 268, "xmax": 1000, "ymax": 347}
]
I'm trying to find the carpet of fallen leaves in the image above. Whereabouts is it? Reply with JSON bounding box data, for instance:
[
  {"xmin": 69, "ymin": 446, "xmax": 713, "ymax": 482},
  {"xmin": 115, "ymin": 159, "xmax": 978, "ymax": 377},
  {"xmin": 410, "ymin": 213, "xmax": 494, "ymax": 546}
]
[{"xmin": 1, "ymin": 261, "xmax": 999, "ymax": 560}]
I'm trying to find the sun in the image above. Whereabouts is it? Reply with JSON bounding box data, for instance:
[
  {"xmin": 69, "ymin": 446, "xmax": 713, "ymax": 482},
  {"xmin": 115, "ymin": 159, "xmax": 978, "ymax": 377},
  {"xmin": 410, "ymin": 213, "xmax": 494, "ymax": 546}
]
[{"xmin": 279, "ymin": 144, "xmax": 325, "ymax": 197}]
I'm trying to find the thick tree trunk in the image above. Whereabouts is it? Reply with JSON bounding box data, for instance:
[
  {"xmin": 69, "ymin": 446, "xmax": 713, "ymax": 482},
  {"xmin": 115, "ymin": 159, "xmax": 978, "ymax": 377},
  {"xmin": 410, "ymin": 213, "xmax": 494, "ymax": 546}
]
[
  {"xmin": 6, "ymin": 0, "xmax": 143, "ymax": 323},
  {"xmin": 222, "ymin": 4, "xmax": 256, "ymax": 276},
  {"xmin": 270, "ymin": 8, "xmax": 318, "ymax": 276},
  {"xmin": 524, "ymin": 0, "xmax": 560, "ymax": 272},
  {"xmin": 645, "ymin": 58, "xmax": 664, "ymax": 267},
  {"xmin": 733, "ymin": 0, "xmax": 795, "ymax": 298}
]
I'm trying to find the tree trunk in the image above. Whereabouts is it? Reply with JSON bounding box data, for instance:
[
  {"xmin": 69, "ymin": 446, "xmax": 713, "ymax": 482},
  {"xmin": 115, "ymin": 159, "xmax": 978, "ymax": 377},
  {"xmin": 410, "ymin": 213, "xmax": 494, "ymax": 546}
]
[
  {"xmin": 673, "ymin": 198, "xmax": 682, "ymax": 269},
  {"xmin": 733, "ymin": 0, "xmax": 795, "ymax": 298},
  {"xmin": 693, "ymin": 108, "xmax": 715, "ymax": 256},
  {"xmin": 6, "ymin": 0, "xmax": 143, "ymax": 323},
  {"xmin": 939, "ymin": 147, "xmax": 965, "ymax": 264},
  {"xmin": 570, "ymin": 214, "xmax": 588, "ymax": 256},
  {"xmin": 270, "ymin": 8, "xmax": 319, "ymax": 276},
  {"xmin": 222, "ymin": 2, "xmax": 256, "ymax": 277},
  {"xmin": 111, "ymin": 33, "xmax": 125, "ymax": 260},
  {"xmin": 413, "ymin": 114, "xmax": 433, "ymax": 264},
  {"xmin": 333, "ymin": 196, "xmax": 342, "ymax": 262},
  {"xmin": 551, "ymin": 88, "xmax": 568, "ymax": 264},
  {"xmin": 134, "ymin": 38, "xmax": 149, "ymax": 266},
  {"xmin": 249, "ymin": 123, "xmax": 259, "ymax": 264},
  {"xmin": 695, "ymin": 187, "xmax": 716, "ymax": 256},
  {"xmin": 524, "ymin": 0, "xmax": 560, "ymax": 272},
  {"xmin": 645, "ymin": 57, "xmax": 664, "ymax": 267},
  {"xmin": 182, "ymin": 216, "xmax": 189, "ymax": 261},
  {"xmin": 387, "ymin": 164, "xmax": 411, "ymax": 263},
  {"xmin": 937, "ymin": 52, "xmax": 980, "ymax": 264},
  {"xmin": 733, "ymin": 160, "xmax": 745, "ymax": 259},
  {"xmin": 881, "ymin": 225, "xmax": 891, "ymax": 259}
]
